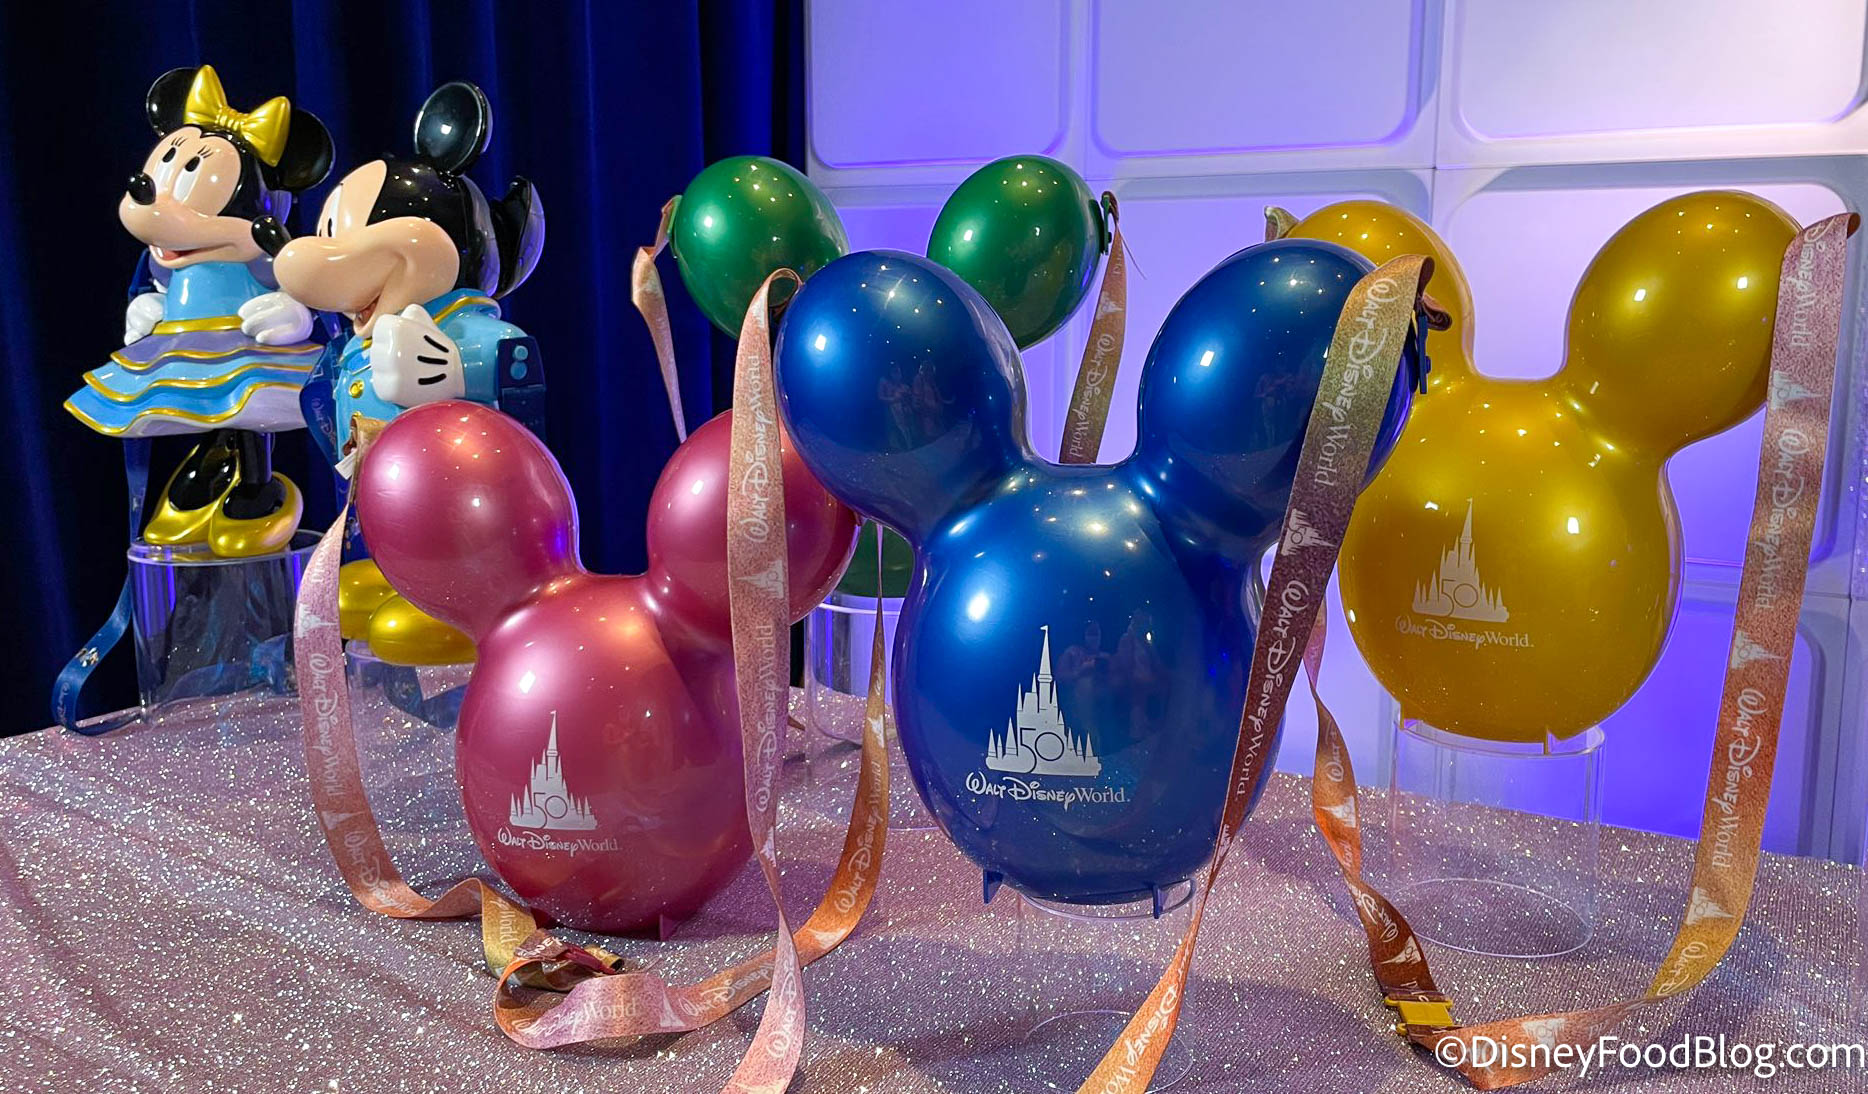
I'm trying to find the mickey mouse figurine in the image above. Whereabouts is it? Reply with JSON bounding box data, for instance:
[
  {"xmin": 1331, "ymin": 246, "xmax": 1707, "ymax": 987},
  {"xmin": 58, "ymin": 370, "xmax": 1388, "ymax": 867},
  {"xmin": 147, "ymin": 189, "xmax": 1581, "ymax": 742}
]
[
  {"xmin": 65, "ymin": 65, "xmax": 334, "ymax": 556},
  {"xmin": 268, "ymin": 81, "xmax": 544, "ymax": 665}
]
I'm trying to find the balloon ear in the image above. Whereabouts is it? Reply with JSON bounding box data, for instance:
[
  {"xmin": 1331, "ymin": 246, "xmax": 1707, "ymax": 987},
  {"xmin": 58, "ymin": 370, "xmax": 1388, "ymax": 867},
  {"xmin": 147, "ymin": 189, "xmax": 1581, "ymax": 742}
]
[
  {"xmin": 669, "ymin": 156, "xmax": 849, "ymax": 335},
  {"xmin": 413, "ymin": 81, "xmax": 492, "ymax": 175},
  {"xmin": 1131, "ymin": 239, "xmax": 1419, "ymax": 559},
  {"xmin": 1557, "ymin": 190, "xmax": 1797, "ymax": 453},
  {"xmin": 775, "ymin": 250, "xmax": 1029, "ymax": 545},
  {"xmin": 927, "ymin": 154, "xmax": 1106, "ymax": 349},
  {"xmin": 357, "ymin": 402, "xmax": 580, "ymax": 638},
  {"xmin": 1284, "ymin": 200, "xmax": 1473, "ymax": 387},
  {"xmin": 644, "ymin": 412, "xmax": 859, "ymax": 640}
]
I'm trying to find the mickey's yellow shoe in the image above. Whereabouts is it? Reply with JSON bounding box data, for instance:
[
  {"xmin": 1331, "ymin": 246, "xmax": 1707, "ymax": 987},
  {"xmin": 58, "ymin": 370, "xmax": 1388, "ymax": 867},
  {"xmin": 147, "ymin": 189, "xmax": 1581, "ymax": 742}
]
[
  {"xmin": 338, "ymin": 560, "xmax": 398, "ymax": 639},
  {"xmin": 143, "ymin": 437, "xmax": 238, "ymax": 547},
  {"xmin": 367, "ymin": 594, "xmax": 476, "ymax": 666},
  {"xmin": 208, "ymin": 474, "xmax": 303, "ymax": 557}
]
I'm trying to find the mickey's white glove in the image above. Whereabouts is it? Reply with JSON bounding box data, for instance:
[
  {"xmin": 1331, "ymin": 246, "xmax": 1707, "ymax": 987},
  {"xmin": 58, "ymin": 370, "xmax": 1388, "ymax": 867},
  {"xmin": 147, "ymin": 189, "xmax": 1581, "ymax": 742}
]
[
  {"xmin": 238, "ymin": 291, "xmax": 315, "ymax": 345},
  {"xmin": 124, "ymin": 292, "xmax": 166, "ymax": 345},
  {"xmin": 369, "ymin": 304, "xmax": 464, "ymax": 406}
]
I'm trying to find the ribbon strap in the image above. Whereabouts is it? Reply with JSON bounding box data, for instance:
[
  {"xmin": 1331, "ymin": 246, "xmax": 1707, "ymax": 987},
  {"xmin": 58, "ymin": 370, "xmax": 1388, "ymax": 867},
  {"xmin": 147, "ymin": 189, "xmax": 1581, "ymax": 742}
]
[
  {"xmin": 490, "ymin": 275, "xmax": 891, "ymax": 1090},
  {"xmin": 633, "ymin": 197, "xmax": 688, "ymax": 441},
  {"xmin": 293, "ymin": 286, "xmax": 892, "ymax": 1089},
  {"xmin": 295, "ymin": 498, "xmax": 547, "ymax": 970},
  {"xmin": 719, "ymin": 268, "xmax": 808, "ymax": 1088},
  {"xmin": 1059, "ymin": 193, "xmax": 1128, "ymax": 465},
  {"xmin": 1302, "ymin": 211, "xmax": 1858, "ymax": 1089},
  {"xmin": 1078, "ymin": 255, "xmax": 1434, "ymax": 1093},
  {"xmin": 54, "ymin": 439, "xmax": 153, "ymax": 736}
]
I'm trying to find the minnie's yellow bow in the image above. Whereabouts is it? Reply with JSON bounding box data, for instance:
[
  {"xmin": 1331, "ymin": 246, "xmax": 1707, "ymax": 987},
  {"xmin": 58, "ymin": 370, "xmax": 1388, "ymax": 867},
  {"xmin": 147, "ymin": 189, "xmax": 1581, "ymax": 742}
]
[{"xmin": 182, "ymin": 65, "xmax": 291, "ymax": 167}]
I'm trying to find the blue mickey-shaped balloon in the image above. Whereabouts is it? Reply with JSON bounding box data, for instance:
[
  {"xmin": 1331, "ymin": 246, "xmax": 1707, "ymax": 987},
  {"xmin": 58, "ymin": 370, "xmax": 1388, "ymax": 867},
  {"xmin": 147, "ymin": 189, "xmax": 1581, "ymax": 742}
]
[{"xmin": 776, "ymin": 243, "xmax": 1420, "ymax": 908}]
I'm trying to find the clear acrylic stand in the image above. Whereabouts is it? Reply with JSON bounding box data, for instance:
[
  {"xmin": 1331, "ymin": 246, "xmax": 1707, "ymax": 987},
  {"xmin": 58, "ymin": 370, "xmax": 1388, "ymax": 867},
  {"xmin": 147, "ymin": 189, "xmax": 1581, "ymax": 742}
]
[
  {"xmin": 345, "ymin": 641, "xmax": 468, "ymax": 730},
  {"xmin": 127, "ymin": 533, "xmax": 315, "ymax": 722},
  {"xmin": 990, "ymin": 882, "xmax": 1196, "ymax": 1092},
  {"xmin": 802, "ymin": 589, "xmax": 932, "ymax": 831},
  {"xmin": 1385, "ymin": 716, "xmax": 1604, "ymax": 958}
]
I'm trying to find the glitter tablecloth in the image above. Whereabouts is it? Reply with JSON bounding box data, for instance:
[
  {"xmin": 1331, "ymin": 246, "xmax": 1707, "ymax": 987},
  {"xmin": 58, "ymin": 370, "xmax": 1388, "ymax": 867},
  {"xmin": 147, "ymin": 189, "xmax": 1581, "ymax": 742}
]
[{"xmin": 0, "ymin": 683, "xmax": 1861, "ymax": 1093}]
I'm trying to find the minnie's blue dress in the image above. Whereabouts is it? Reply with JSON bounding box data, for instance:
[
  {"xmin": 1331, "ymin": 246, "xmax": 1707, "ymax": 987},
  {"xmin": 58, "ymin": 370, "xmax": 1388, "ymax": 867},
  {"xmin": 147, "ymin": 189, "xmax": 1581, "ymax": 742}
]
[{"xmin": 65, "ymin": 261, "xmax": 321, "ymax": 437}]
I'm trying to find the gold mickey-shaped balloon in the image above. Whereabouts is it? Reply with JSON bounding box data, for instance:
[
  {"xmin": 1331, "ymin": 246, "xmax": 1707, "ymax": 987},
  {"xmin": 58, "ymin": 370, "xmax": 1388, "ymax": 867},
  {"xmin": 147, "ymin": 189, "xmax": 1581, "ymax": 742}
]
[{"xmin": 1288, "ymin": 193, "xmax": 1796, "ymax": 742}]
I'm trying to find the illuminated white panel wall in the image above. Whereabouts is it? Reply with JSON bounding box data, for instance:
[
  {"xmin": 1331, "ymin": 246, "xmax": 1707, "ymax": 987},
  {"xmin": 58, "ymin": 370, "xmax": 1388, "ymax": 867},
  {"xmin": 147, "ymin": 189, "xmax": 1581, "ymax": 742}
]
[{"xmin": 806, "ymin": 0, "xmax": 1868, "ymax": 862}]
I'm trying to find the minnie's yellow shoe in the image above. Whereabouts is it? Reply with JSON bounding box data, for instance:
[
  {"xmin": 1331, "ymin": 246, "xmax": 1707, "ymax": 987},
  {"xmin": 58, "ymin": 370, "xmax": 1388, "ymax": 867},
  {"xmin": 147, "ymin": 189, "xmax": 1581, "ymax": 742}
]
[
  {"xmin": 367, "ymin": 594, "xmax": 476, "ymax": 666},
  {"xmin": 143, "ymin": 437, "xmax": 239, "ymax": 547},
  {"xmin": 207, "ymin": 473, "xmax": 303, "ymax": 557},
  {"xmin": 338, "ymin": 560, "xmax": 398, "ymax": 640}
]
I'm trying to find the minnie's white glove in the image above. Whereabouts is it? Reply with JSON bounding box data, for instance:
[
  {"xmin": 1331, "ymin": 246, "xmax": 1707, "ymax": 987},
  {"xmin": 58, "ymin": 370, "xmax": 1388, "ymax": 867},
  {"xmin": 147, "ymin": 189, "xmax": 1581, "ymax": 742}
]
[
  {"xmin": 369, "ymin": 305, "xmax": 464, "ymax": 406},
  {"xmin": 238, "ymin": 291, "xmax": 315, "ymax": 345},
  {"xmin": 124, "ymin": 292, "xmax": 166, "ymax": 345}
]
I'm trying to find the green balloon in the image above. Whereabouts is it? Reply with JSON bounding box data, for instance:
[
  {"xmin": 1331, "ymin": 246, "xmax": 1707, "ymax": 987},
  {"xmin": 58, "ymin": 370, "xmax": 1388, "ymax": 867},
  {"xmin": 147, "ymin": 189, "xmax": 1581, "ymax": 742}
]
[
  {"xmin": 835, "ymin": 522, "xmax": 915, "ymax": 599},
  {"xmin": 670, "ymin": 156, "xmax": 849, "ymax": 334},
  {"xmin": 927, "ymin": 155, "xmax": 1108, "ymax": 349}
]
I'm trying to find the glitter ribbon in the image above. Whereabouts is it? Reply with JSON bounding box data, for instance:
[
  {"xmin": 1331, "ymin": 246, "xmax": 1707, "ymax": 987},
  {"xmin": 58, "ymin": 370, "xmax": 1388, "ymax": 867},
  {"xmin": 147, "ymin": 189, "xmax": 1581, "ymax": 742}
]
[
  {"xmin": 1301, "ymin": 211, "xmax": 1858, "ymax": 1089},
  {"xmin": 1077, "ymin": 254, "xmax": 1434, "ymax": 1093},
  {"xmin": 294, "ymin": 497, "xmax": 557, "ymax": 974},
  {"xmin": 294, "ymin": 271, "xmax": 891, "ymax": 1091},
  {"xmin": 1059, "ymin": 193, "xmax": 1127, "ymax": 465},
  {"xmin": 633, "ymin": 196, "xmax": 688, "ymax": 441}
]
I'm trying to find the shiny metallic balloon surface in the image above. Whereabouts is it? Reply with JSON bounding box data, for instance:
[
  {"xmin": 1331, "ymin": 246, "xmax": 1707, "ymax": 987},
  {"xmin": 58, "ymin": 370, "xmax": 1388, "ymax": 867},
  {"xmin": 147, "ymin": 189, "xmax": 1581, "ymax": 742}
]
[
  {"xmin": 775, "ymin": 245, "xmax": 1418, "ymax": 904},
  {"xmin": 358, "ymin": 403, "xmax": 855, "ymax": 932},
  {"xmin": 927, "ymin": 154, "xmax": 1106, "ymax": 349},
  {"xmin": 1304, "ymin": 193, "xmax": 1797, "ymax": 742}
]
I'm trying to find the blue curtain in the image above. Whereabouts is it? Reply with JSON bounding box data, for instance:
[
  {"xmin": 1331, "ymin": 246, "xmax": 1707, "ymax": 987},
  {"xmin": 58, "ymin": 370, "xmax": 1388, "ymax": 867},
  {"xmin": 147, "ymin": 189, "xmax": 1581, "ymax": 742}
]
[{"xmin": 0, "ymin": 0, "xmax": 805, "ymax": 731}]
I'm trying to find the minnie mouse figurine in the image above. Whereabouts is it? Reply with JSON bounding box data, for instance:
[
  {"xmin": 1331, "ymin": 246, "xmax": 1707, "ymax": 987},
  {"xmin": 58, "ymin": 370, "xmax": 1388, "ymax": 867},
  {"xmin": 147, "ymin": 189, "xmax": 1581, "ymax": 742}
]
[
  {"xmin": 64, "ymin": 65, "xmax": 334, "ymax": 556},
  {"xmin": 269, "ymin": 81, "xmax": 544, "ymax": 665}
]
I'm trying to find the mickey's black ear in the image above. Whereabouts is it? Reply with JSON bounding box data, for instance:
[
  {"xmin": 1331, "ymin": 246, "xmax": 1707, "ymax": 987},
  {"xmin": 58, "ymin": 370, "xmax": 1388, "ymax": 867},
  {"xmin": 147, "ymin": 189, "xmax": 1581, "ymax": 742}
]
[
  {"xmin": 275, "ymin": 108, "xmax": 335, "ymax": 193},
  {"xmin": 145, "ymin": 68, "xmax": 197, "ymax": 136},
  {"xmin": 413, "ymin": 81, "xmax": 492, "ymax": 175},
  {"xmin": 251, "ymin": 215, "xmax": 292, "ymax": 258},
  {"xmin": 489, "ymin": 176, "xmax": 545, "ymax": 298}
]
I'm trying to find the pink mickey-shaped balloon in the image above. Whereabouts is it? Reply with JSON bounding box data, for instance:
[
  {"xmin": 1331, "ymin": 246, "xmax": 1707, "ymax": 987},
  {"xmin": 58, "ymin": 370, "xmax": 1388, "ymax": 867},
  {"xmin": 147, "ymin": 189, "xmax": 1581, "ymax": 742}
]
[{"xmin": 358, "ymin": 402, "xmax": 856, "ymax": 934}]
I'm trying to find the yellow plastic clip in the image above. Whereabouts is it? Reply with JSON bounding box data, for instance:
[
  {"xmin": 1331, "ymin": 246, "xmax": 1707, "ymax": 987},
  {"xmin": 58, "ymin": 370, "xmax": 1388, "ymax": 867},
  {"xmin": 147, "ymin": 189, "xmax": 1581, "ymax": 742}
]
[{"xmin": 1384, "ymin": 992, "xmax": 1457, "ymax": 1036}]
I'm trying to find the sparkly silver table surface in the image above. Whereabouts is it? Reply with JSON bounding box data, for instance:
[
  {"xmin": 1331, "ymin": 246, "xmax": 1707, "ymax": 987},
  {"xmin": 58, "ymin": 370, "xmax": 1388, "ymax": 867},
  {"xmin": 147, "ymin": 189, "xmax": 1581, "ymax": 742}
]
[{"xmin": 0, "ymin": 684, "xmax": 1860, "ymax": 1093}]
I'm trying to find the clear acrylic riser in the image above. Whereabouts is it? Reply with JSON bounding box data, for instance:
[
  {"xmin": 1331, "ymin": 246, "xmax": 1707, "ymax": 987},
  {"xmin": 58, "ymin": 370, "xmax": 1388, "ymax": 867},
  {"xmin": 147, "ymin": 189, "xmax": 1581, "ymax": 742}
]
[
  {"xmin": 984, "ymin": 882, "xmax": 1196, "ymax": 1092},
  {"xmin": 127, "ymin": 534, "xmax": 315, "ymax": 723},
  {"xmin": 1385, "ymin": 716, "xmax": 1604, "ymax": 959},
  {"xmin": 345, "ymin": 641, "xmax": 469, "ymax": 730},
  {"xmin": 804, "ymin": 588, "xmax": 902, "ymax": 732},
  {"xmin": 798, "ymin": 590, "xmax": 933, "ymax": 831}
]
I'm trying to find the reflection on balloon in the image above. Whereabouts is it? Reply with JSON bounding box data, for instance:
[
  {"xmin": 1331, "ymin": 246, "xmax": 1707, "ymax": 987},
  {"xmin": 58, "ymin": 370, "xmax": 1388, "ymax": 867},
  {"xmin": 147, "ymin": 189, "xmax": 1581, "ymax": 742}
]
[
  {"xmin": 775, "ymin": 245, "xmax": 1419, "ymax": 906},
  {"xmin": 356, "ymin": 402, "xmax": 856, "ymax": 932},
  {"xmin": 1309, "ymin": 193, "xmax": 1798, "ymax": 742},
  {"xmin": 927, "ymin": 155, "xmax": 1107, "ymax": 349}
]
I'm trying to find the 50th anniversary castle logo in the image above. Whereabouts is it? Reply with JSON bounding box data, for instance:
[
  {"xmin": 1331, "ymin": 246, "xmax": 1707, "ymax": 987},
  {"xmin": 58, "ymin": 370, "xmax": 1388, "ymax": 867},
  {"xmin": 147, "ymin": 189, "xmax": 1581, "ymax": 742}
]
[
  {"xmin": 498, "ymin": 712, "xmax": 620, "ymax": 855},
  {"xmin": 1397, "ymin": 499, "xmax": 1533, "ymax": 650},
  {"xmin": 966, "ymin": 624, "xmax": 1129, "ymax": 810}
]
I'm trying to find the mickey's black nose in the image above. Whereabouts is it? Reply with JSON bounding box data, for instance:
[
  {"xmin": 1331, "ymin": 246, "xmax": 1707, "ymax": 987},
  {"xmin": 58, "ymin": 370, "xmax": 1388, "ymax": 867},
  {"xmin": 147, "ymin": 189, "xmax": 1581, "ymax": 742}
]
[
  {"xmin": 251, "ymin": 216, "xmax": 290, "ymax": 258},
  {"xmin": 126, "ymin": 173, "xmax": 156, "ymax": 206}
]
